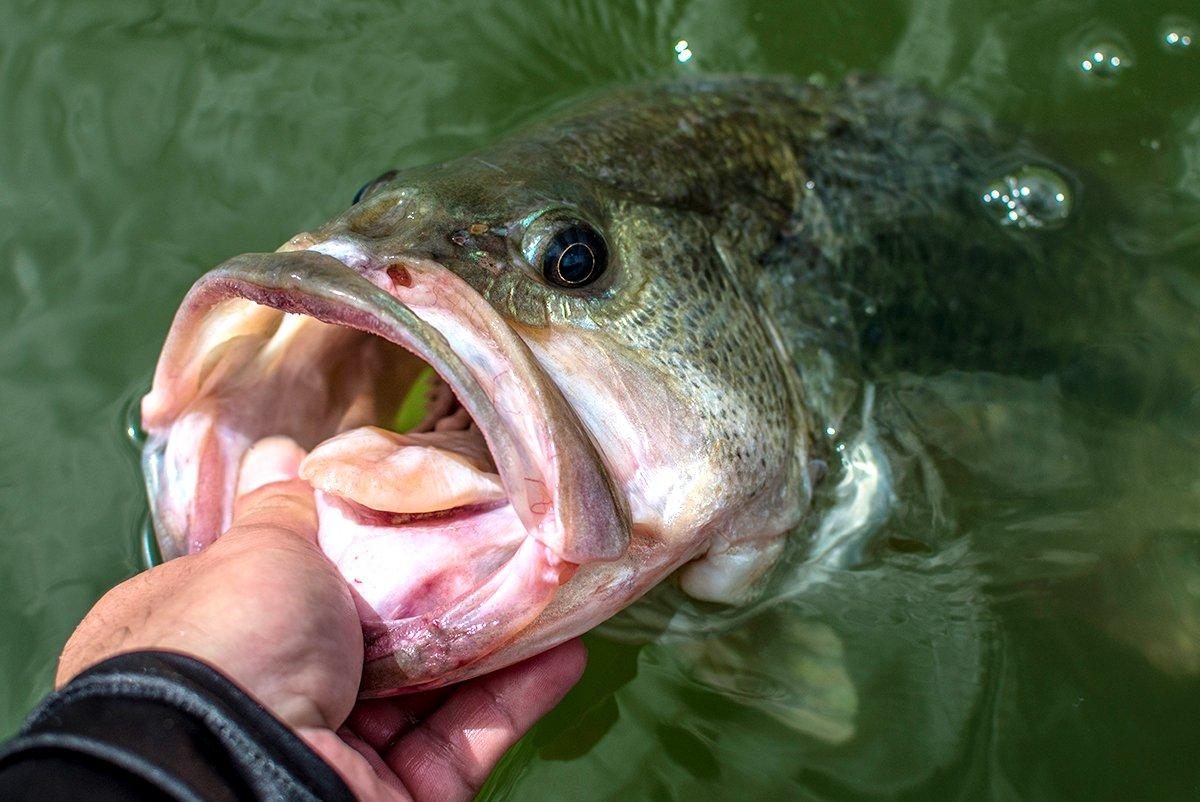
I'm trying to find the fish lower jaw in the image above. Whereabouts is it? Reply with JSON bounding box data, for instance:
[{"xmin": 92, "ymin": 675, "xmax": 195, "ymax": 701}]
[{"xmin": 316, "ymin": 490, "xmax": 576, "ymax": 686}]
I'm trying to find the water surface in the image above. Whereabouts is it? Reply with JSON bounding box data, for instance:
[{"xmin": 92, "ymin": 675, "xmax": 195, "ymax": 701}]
[{"xmin": 2, "ymin": 1, "xmax": 1199, "ymax": 799}]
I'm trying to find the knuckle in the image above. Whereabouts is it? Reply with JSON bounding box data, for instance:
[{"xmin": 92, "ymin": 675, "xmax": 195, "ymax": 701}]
[{"xmin": 472, "ymin": 684, "xmax": 520, "ymax": 735}]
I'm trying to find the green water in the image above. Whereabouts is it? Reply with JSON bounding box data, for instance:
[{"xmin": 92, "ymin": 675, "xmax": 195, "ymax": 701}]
[{"xmin": 3, "ymin": 1, "xmax": 1200, "ymax": 799}]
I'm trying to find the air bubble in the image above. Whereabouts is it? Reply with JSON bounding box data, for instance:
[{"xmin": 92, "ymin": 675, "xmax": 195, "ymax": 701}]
[
  {"xmin": 979, "ymin": 166, "xmax": 1072, "ymax": 230},
  {"xmin": 1076, "ymin": 41, "xmax": 1131, "ymax": 81},
  {"xmin": 1160, "ymin": 17, "xmax": 1195, "ymax": 52},
  {"xmin": 122, "ymin": 387, "xmax": 148, "ymax": 449}
]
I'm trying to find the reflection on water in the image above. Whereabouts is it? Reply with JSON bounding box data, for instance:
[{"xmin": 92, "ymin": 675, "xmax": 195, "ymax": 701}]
[
  {"xmin": 1160, "ymin": 19, "xmax": 1196, "ymax": 53},
  {"xmin": 1075, "ymin": 40, "xmax": 1132, "ymax": 82},
  {"xmin": 2, "ymin": 0, "xmax": 1200, "ymax": 798}
]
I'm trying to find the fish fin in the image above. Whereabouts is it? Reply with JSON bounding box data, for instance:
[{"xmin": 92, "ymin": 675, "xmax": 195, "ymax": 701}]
[
  {"xmin": 682, "ymin": 619, "xmax": 857, "ymax": 744},
  {"xmin": 678, "ymin": 537, "xmax": 785, "ymax": 604},
  {"xmin": 891, "ymin": 370, "xmax": 1087, "ymax": 492}
]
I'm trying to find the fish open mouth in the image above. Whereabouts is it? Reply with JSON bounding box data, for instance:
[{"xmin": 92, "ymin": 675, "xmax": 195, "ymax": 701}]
[{"xmin": 141, "ymin": 249, "xmax": 629, "ymax": 692}]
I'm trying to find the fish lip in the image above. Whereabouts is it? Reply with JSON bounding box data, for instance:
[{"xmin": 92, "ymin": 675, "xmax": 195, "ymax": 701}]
[{"xmin": 142, "ymin": 249, "xmax": 630, "ymax": 570}]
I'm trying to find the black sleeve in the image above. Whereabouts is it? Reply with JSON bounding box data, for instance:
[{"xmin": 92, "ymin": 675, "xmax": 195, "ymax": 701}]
[{"xmin": 0, "ymin": 651, "xmax": 355, "ymax": 802}]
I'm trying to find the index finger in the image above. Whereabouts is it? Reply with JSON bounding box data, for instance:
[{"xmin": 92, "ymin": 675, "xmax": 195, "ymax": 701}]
[{"xmin": 385, "ymin": 639, "xmax": 587, "ymax": 802}]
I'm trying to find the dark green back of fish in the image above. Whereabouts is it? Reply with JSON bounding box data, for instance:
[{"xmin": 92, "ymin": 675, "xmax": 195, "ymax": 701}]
[{"xmin": 485, "ymin": 76, "xmax": 1087, "ymax": 426}]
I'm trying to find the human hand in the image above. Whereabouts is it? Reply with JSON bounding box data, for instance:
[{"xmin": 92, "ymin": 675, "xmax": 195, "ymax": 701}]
[{"xmin": 56, "ymin": 436, "xmax": 586, "ymax": 801}]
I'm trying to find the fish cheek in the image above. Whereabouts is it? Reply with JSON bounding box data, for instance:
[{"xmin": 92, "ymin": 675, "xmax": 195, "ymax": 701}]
[
  {"xmin": 609, "ymin": 229, "xmax": 808, "ymax": 596},
  {"xmin": 519, "ymin": 225, "xmax": 807, "ymax": 579}
]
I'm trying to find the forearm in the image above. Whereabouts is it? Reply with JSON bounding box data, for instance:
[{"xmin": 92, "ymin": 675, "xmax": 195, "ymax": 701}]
[{"xmin": 0, "ymin": 651, "xmax": 353, "ymax": 801}]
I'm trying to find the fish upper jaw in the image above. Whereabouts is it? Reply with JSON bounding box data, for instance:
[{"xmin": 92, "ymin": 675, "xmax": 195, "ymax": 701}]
[{"xmin": 140, "ymin": 244, "xmax": 630, "ymax": 692}]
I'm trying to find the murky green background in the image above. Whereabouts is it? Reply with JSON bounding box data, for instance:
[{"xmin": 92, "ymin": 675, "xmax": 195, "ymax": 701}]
[{"xmin": 3, "ymin": 1, "xmax": 1200, "ymax": 799}]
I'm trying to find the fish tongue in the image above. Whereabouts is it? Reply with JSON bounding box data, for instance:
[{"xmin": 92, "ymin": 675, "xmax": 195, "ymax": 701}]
[{"xmin": 299, "ymin": 425, "xmax": 506, "ymax": 514}]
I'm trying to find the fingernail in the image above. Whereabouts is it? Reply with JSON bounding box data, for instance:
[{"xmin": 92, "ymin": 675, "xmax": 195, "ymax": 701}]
[{"xmin": 237, "ymin": 436, "xmax": 308, "ymax": 496}]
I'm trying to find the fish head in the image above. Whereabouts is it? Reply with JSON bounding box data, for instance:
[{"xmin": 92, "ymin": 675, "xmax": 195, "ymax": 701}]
[{"xmin": 141, "ymin": 115, "xmax": 815, "ymax": 694}]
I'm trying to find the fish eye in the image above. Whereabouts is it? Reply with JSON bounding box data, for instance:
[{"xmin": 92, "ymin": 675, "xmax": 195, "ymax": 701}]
[
  {"xmin": 352, "ymin": 169, "xmax": 398, "ymax": 205},
  {"xmin": 541, "ymin": 223, "xmax": 608, "ymax": 288}
]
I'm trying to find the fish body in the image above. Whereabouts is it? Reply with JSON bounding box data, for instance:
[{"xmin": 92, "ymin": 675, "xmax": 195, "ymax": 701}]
[{"xmin": 142, "ymin": 76, "xmax": 1035, "ymax": 693}]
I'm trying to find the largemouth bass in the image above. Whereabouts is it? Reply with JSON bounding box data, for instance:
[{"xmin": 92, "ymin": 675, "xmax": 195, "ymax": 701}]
[{"xmin": 141, "ymin": 76, "xmax": 1046, "ymax": 695}]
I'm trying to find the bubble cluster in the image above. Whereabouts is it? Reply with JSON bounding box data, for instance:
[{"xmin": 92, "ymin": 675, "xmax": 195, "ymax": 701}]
[
  {"xmin": 1076, "ymin": 42, "xmax": 1131, "ymax": 81},
  {"xmin": 1160, "ymin": 17, "xmax": 1195, "ymax": 52},
  {"xmin": 980, "ymin": 166, "xmax": 1073, "ymax": 230}
]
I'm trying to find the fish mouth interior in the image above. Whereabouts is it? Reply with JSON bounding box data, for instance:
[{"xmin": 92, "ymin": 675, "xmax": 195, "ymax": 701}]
[{"xmin": 141, "ymin": 252, "xmax": 627, "ymax": 690}]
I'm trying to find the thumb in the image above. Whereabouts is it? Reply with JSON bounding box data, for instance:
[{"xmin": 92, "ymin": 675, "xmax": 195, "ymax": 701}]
[{"xmin": 229, "ymin": 436, "xmax": 317, "ymax": 542}]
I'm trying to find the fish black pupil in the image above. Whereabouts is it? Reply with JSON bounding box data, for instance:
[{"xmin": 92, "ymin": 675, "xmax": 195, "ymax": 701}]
[
  {"xmin": 557, "ymin": 242, "xmax": 594, "ymax": 282},
  {"xmin": 543, "ymin": 225, "xmax": 606, "ymax": 287}
]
